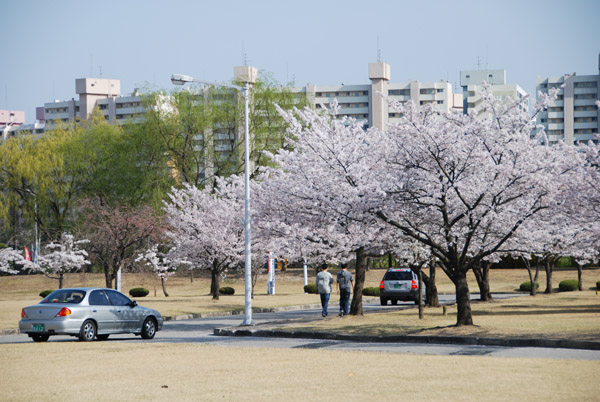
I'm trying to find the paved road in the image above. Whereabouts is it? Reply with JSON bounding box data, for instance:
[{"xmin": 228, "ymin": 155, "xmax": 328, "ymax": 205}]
[{"xmin": 3, "ymin": 294, "xmax": 599, "ymax": 360}]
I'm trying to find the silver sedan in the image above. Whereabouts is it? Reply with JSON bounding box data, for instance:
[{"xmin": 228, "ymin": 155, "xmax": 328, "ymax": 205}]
[{"xmin": 19, "ymin": 287, "xmax": 163, "ymax": 342}]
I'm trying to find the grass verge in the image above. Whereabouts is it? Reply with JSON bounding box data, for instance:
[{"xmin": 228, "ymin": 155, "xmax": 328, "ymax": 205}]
[{"xmin": 1, "ymin": 343, "xmax": 598, "ymax": 402}]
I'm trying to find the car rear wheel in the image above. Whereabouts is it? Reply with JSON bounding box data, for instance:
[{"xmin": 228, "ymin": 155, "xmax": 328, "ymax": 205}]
[
  {"xmin": 31, "ymin": 334, "xmax": 50, "ymax": 342},
  {"xmin": 79, "ymin": 320, "xmax": 96, "ymax": 342},
  {"xmin": 380, "ymin": 297, "xmax": 388, "ymax": 306},
  {"xmin": 391, "ymin": 299, "xmax": 398, "ymax": 305},
  {"xmin": 141, "ymin": 317, "xmax": 156, "ymax": 339}
]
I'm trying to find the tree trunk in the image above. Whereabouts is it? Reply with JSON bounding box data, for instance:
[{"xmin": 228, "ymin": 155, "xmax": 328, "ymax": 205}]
[
  {"xmin": 472, "ymin": 261, "xmax": 492, "ymax": 301},
  {"xmin": 210, "ymin": 260, "xmax": 220, "ymax": 300},
  {"xmin": 350, "ymin": 247, "xmax": 367, "ymax": 316},
  {"xmin": 453, "ymin": 270, "xmax": 473, "ymax": 326},
  {"xmin": 544, "ymin": 258, "xmax": 553, "ymax": 294},
  {"xmin": 190, "ymin": 268, "xmax": 194, "ymax": 283},
  {"xmin": 58, "ymin": 273, "xmax": 64, "ymax": 289},
  {"xmin": 418, "ymin": 269, "xmax": 424, "ymax": 319},
  {"xmin": 427, "ymin": 260, "xmax": 439, "ymax": 307},
  {"xmin": 388, "ymin": 252, "xmax": 393, "ymax": 268},
  {"xmin": 161, "ymin": 276, "xmax": 169, "ymax": 297},
  {"xmin": 104, "ymin": 265, "xmax": 113, "ymax": 289},
  {"xmin": 577, "ymin": 263, "xmax": 583, "ymax": 291}
]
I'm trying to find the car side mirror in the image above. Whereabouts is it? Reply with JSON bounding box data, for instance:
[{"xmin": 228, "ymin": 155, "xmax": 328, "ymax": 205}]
[{"xmin": 129, "ymin": 301, "xmax": 138, "ymax": 308}]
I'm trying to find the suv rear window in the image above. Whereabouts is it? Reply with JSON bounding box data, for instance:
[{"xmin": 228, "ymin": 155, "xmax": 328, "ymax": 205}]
[{"xmin": 383, "ymin": 271, "xmax": 413, "ymax": 281}]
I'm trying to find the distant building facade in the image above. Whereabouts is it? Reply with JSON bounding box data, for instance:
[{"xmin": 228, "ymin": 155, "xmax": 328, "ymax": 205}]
[
  {"xmin": 294, "ymin": 62, "xmax": 463, "ymax": 131},
  {"xmin": 535, "ymin": 55, "xmax": 600, "ymax": 145},
  {"xmin": 460, "ymin": 69, "xmax": 527, "ymax": 116}
]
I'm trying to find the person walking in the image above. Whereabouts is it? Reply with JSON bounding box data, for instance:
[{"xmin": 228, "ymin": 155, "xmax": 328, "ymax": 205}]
[
  {"xmin": 336, "ymin": 263, "xmax": 354, "ymax": 316},
  {"xmin": 316, "ymin": 263, "xmax": 333, "ymax": 317}
]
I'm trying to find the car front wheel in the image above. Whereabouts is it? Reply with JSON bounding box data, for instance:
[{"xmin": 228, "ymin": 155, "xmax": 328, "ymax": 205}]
[
  {"xmin": 141, "ymin": 317, "xmax": 156, "ymax": 339},
  {"xmin": 79, "ymin": 320, "xmax": 96, "ymax": 342}
]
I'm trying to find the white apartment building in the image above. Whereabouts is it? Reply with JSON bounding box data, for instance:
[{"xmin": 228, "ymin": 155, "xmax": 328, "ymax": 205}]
[
  {"xmin": 2, "ymin": 62, "xmax": 464, "ymax": 139},
  {"xmin": 536, "ymin": 56, "xmax": 600, "ymax": 145},
  {"xmin": 295, "ymin": 62, "xmax": 462, "ymax": 131},
  {"xmin": 460, "ymin": 69, "xmax": 527, "ymax": 116}
]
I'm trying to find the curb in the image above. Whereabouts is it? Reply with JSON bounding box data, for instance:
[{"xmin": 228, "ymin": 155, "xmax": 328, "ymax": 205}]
[{"xmin": 213, "ymin": 327, "xmax": 600, "ymax": 351}]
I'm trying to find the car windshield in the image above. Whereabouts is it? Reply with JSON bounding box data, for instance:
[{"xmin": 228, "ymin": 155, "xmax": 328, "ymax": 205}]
[
  {"xmin": 41, "ymin": 290, "xmax": 86, "ymax": 304},
  {"xmin": 384, "ymin": 271, "xmax": 413, "ymax": 281}
]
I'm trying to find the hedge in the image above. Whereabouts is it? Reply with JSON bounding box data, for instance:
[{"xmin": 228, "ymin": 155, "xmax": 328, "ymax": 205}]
[
  {"xmin": 519, "ymin": 281, "xmax": 539, "ymax": 292},
  {"xmin": 362, "ymin": 287, "xmax": 380, "ymax": 296},
  {"xmin": 129, "ymin": 288, "xmax": 149, "ymax": 297},
  {"xmin": 218, "ymin": 286, "xmax": 235, "ymax": 295},
  {"xmin": 558, "ymin": 280, "xmax": 578, "ymax": 292},
  {"xmin": 39, "ymin": 289, "xmax": 54, "ymax": 298},
  {"xmin": 304, "ymin": 284, "xmax": 318, "ymax": 294}
]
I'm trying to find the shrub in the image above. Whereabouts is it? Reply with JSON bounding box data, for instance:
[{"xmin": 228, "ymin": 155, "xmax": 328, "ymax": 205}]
[
  {"xmin": 129, "ymin": 288, "xmax": 149, "ymax": 298},
  {"xmin": 39, "ymin": 289, "xmax": 54, "ymax": 298},
  {"xmin": 362, "ymin": 287, "xmax": 380, "ymax": 297},
  {"xmin": 558, "ymin": 280, "xmax": 578, "ymax": 292},
  {"xmin": 304, "ymin": 284, "xmax": 318, "ymax": 294},
  {"xmin": 218, "ymin": 286, "xmax": 235, "ymax": 295},
  {"xmin": 519, "ymin": 281, "xmax": 539, "ymax": 292}
]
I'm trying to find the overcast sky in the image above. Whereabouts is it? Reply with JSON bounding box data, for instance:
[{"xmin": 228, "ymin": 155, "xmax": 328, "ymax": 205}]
[{"xmin": 1, "ymin": 0, "xmax": 598, "ymax": 123}]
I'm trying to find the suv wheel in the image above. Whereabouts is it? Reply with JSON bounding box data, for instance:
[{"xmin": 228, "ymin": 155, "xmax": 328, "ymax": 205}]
[{"xmin": 380, "ymin": 297, "xmax": 388, "ymax": 306}]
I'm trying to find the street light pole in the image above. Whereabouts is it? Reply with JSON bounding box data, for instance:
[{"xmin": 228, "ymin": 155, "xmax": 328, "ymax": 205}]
[
  {"xmin": 242, "ymin": 81, "xmax": 253, "ymax": 325},
  {"xmin": 171, "ymin": 74, "xmax": 253, "ymax": 325}
]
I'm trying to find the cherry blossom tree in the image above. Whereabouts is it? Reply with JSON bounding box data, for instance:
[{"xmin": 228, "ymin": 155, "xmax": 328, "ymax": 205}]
[
  {"xmin": 0, "ymin": 247, "xmax": 24, "ymax": 274},
  {"xmin": 36, "ymin": 233, "xmax": 90, "ymax": 289},
  {"xmin": 256, "ymin": 102, "xmax": 392, "ymax": 315},
  {"xmin": 79, "ymin": 199, "xmax": 164, "ymax": 289},
  {"xmin": 136, "ymin": 244, "xmax": 180, "ymax": 297},
  {"xmin": 374, "ymin": 85, "xmax": 578, "ymax": 325},
  {"xmin": 163, "ymin": 178, "xmax": 249, "ymax": 300}
]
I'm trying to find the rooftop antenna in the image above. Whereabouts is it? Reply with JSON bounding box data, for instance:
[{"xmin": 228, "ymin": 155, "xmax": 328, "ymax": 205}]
[
  {"xmin": 90, "ymin": 55, "xmax": 93, "ymax": 77},
  {"xmin": 477, "ymin": 56, "xmax": 481, "ymax": 70},
  {"xmin": 242, "ymin": 41, "xmax": 248, "ymax": 66},
  {"xmin": 377, "ymin": 36, "xmax": 382, "ymax": 62},
  {"xmin": 99, "ymin": 66, "xmax": 103, "ymax": 78}
]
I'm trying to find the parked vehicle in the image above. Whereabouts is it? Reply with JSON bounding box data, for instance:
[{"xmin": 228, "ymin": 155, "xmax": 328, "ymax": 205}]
[
  {"xmin": 379, "ymin": 268, "xmax": 425, "ymax": 305},
  {"xmin": 19, "ymin": 288, "xmax": 163, "ymax": 342}
]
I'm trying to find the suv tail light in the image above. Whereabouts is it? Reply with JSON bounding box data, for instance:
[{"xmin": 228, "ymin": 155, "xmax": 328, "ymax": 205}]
[
  {"xmin": 56, "ymin": 307, "xmax": 72, "ymax": 317},
  {"xmin": 411, "ymin": 280, "xmax": 418, "ymax": 289},
  {"xmin": 379, "ymin": 280, "xmax": 385, "ymax": 289},
  {"xmin": 21, "ymin": 308, "xmax": 27, "ymax": 318}
]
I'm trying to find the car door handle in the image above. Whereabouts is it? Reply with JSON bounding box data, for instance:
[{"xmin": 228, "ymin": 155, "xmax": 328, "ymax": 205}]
[{"xmin": 93, "ymin": 310, "xmax": 97, "ymax": 313}]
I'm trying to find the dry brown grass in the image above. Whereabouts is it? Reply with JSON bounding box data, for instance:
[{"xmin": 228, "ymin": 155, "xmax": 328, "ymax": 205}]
[{"xmin": 1, "ymin": 342, "xmax": 598, "ymax": 402}]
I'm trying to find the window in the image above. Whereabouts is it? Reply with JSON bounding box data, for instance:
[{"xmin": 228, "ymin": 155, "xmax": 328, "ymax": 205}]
[
  {"xmin": 436, "ymin": 89, "xmax": 444, "ymax": 93},
  {"xmin": 437, "ymin": 100, "xmax": 443, "ymax": 104},
  {"xmin": 89, "ymin": 290, "xmax": 110, "ymax": 306},
  {"xmin": 107, "ymin": 290, "xmax": 132, "ymax": 306}
]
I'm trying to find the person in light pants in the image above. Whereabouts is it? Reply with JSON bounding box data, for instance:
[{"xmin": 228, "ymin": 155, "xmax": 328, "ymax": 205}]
[
  {"xmin": 336, "ymin": 263, "xmax": 353, "ymax": 316},
  {"xmin": 316, "ymin": 263, "xmax": 333, "ymax": 317}
]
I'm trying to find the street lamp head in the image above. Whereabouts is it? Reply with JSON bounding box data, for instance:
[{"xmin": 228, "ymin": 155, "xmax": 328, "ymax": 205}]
[{"xmin": 171, "ymin": 74, "xmax": 194, "ymax": 85}]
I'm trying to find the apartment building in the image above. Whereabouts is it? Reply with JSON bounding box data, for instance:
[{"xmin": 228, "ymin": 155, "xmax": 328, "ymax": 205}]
[
  {"xmin": 536, "ymin": 56, "xmax": 600, "ymax": 145},
  {"xmin": 460, "ymin": 69, "xmax": 527, "ymax": 115},
  {"xmin": 295, "ymin": 62, "xmax": 462, "ymax": 131}
]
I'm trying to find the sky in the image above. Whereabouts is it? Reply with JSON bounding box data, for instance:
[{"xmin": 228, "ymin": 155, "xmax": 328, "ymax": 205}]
[{"xmin": 1, "ymin": 0, "xmax": 599, "ymax": 123}]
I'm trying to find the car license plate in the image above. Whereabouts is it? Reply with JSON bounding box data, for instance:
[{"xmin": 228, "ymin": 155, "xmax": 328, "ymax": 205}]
[
  {"xmin": 32, "ymin": 324, "xmax": 45, "ymax": 332},
  {"xmin": 393, "ymin": 284, "xmax": 403, "ymax": 289}
]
